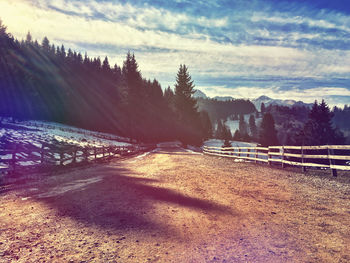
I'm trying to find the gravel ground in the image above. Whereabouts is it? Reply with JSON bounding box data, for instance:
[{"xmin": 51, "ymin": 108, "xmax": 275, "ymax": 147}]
[{"xmin": 0, "ymin": 146, "xmax": 350, "ymax": 262}]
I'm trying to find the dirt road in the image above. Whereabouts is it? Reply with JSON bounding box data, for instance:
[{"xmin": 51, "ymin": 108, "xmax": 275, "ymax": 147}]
[{"xmin": 1, "ymin": 146, "xmax": 350, "ymax": 262}]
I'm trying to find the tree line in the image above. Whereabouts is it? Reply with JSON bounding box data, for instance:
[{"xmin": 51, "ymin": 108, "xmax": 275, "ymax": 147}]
[
  {"xmin": 213, "ymin": 99, "xmax": 347, "ymax": 147},
  {"xmin": 0, "ymin": 20, "xmax": 211, "ymax": 145},
  {"xmin": 197, "ymin": 97, "xmax": 256, "ymax": 123}
]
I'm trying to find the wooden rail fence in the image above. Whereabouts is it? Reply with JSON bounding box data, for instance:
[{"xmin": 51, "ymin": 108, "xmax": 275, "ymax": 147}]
[
  {"xmin": 0, "ymin": 142, "xmax": 154, "ymax": 175},
  {"xmin": 203, "ymin": 145, "xmax": 350, "ymax": 176}
]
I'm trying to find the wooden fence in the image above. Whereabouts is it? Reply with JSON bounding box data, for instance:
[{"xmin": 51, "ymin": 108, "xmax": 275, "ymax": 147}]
[
  {"xmin": 203, "ymin": 145, "xmax": 350, "ymax": 176},
  {"xmin": 0, "ymin": 142, "xmax": 153, "ymax": 175}
]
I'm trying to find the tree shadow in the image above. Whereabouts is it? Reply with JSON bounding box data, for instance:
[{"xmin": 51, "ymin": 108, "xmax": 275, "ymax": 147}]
[{"xmin": 24, "ymin": 164, "xmax": 235, "ymax": 236}]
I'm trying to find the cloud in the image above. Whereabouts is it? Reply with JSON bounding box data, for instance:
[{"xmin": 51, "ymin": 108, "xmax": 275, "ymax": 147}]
[{"xmin": 0, "ymin": 0, "xmax": 349, "ymax": 106}]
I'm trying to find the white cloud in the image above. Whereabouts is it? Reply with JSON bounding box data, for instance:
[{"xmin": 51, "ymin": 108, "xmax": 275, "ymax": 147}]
[
  {"xmin": 0, "ymin": 0, "xmax": 349, "ymax": 105},
  {"xmin": 251, "ymin": 12, "xmax": 350, "ymax": 34}
]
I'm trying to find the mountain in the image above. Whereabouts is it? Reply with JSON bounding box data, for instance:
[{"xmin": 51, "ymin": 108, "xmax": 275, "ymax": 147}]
[
  {"xmin": 193, "ymin": 90, "xmax": 234, "ymax": 101},
  {"xmin": 193, "ymin": 91, "xmax": 312, "ymax": 111},
  {"xmin": 252, "ymin": 96, "xmax": 312, "ymax": 111},
  {"xmin": 193, "ymin": 89, "xmax": 208, "ymax": 99}
]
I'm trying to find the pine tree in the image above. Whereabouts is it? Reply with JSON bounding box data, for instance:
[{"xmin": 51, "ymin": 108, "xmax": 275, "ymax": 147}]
[
  {"xmin": 122, "ymin": 52, "xmax": 143, "ymax": 104},
  {"xmin": 25, "ymin": 31, "xmax": 32, "ymax": 44},
  {"xmin": 102, "ymin": 56, "xmax": 110, "ymax": 73},
  {"xmin": 233, "ymin": 130, "xmax": 241, "ymax": 141},
  {"xmin": 41, "ymin": 36, "xmax": 50, "ymax": 52},
  {"xmin": 239, "ymin": 114, "xmax": 247, "ymax": 136},
  {"xmin": 0, "ymin": 19, "xmax": 6, "ymax": 36},
  {"xmin": 199, "ymin": 110, "xmax": 212, "ymax": 140},
  {"xmin": 301, "ymin": 100, "xmax": 345, "ymax": 145},
  {"xmin": 261, "ymin": 102, "xmax": 266, "ymax": 113},
  {"xmin": 164, "ymin": 86, "xmax": 174, "ymax": 106},
  {"xmin": 249, "ymin": 114, "xmax": 258, "ymax": 139},
  {"xmin": 215, "ymin": 120, "xmax": 224, "ymax": 139},
  {"xmin": 174, "ymin": 64, "xmax": 198, "ymax": 123},
  {"xmin": 259, "ymin": 113, "xmax": 278, "ymax": 146},
  {"xmin": 60, "ymin": 45, "xmax": 66, "ymax": 58}
]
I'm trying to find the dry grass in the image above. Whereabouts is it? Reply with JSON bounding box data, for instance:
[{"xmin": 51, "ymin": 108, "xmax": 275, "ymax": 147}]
[{"xmin": 0, "ymin": 147, "xmax": 349, "ymax": 262}]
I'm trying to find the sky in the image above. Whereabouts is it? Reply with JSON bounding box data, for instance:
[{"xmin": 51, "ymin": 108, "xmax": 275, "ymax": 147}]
[{"xmin": 1, "ymin": 0, "xmax": 350, "ymax": 106}]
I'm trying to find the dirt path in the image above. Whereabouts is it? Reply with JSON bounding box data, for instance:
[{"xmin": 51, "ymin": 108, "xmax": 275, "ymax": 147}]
[{"xmin": 1, "ymin": 146, "xmax": 350, "ymax": 262}]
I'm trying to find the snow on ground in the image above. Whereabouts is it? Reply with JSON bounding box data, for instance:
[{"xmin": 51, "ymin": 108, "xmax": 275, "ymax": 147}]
[
  {"xmin": 1, "ymin": 120, "xmax": 132, "ymax": 148},
  {"xmin": 203, "ymin": 139, "xmax": 269, "ymax": 161},
  {"xmin": 0, "ymin": 120, "xmax": 133, "ymax": 171},
  {"xmin": 225, "ymin": 114, "xmax": 262, "ymax": 135},
  {"xmin": 204, "ymin": 139, "xmax": 257, "ymax": 148}
]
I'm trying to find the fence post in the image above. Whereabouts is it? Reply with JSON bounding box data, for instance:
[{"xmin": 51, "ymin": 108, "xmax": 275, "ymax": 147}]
[
  {"xmin": 301, "ymin": 146, "xmax": 306, "ymax": 172},
  {"xmin": 94, "ymin": 147, "xmax": 97, "ymax": 160},
  {"xmin": 247, "ymin": 148, "xmax": 250, "ymax": 159},
  {"xmin": 102, "ymin": 146, "xmax": 105, "ymax": 158},
  {"xmin": 327, "ymin": 146, "xmax": 337, "ymax": 177},
  {"xmin": 281, "ymin": 146, "xmax": 285, "ymax": 168},
  {"xmin": 268, "ymin": 146, "xmax": 271, "ymax": 166},
  {"xmin": 255, "ymin": 147, "xmax": 258, "ymax": 164},
  {"xmin": 238, "ymin": 148, "xmax": 241, "ymax": 158}
]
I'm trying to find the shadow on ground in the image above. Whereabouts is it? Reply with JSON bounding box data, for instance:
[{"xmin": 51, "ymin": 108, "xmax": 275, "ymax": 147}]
[{"xmin": 23, "ymin": 164, "xmax": 234, "ymax": 236}]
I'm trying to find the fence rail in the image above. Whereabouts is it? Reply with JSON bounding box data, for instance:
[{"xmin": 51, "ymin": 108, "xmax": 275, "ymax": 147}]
[
  {"xmin": 203, "ymin": 145, "xmax": 350, "ymax": 176},
  {"xmin": 0, "ymin": 142, "xmax": 154, "ymax": 175}
]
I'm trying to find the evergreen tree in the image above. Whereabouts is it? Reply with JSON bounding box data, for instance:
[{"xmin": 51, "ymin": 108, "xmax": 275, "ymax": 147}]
[
  {"xmin": 301, "ymin": 100, "xmax": 345, "ymax": 145},
  {"xmin": 60, "ymin": 45, "xmax": 66, "ymax": 58},
  {"xmin": 102, "ymin": 56, "xmax": 110, "ymax": 73},
  {"xmin": 259, "ymin": 113, "xmax": 278, "ymax": 146},
  {"xmin": 0, "ymin": 19, "xmax": 6, "ymax": 36},
  {"xmin": 249, "ymin": 114, "xmax": 258, "ymax": 139},
  {"xmin": 233, "ymin": 130, "xmax": 241, "ymax": 141},
  {"xmin": 261, "ymin": 102, "xmax": 266, "ymax": 113},
  {"xmin": 223, "ymin": 124, "xmax": 232, "ymax": 141},
  {"xmin": 164, "ymin": 86, "xmax": 174, "ymax": 107},
  {"xmin": 174, "ymin": 64, "xmax": 198, "ymax": 123},
  {"xmin": 122, "ymin": 52, "xmax": 143, "ymax": 104},
  {"xmin": 239, "ymin": 114, "xmax": 248, "ymax": 136},
  {"xmin": 215, "ymin": 120, "xmax": 224, "ymax": 139},
  {"xmin": 41, "ymin": 36, "xmax": 50, "ymax": 52},
  {"xmin": 199, "ymin": 110, "xmax": 212, "ymax": 140},
  {"xmin": 25, "ymin": 31, "xmax": 32, "ymax": 44}
]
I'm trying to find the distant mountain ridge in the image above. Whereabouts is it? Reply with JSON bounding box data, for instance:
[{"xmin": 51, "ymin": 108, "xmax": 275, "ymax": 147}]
[
  {"xmin": 193, "ymin": 90, "xmax": 208, "ymax": 99},
  {"xmin": 252, "ymin": 95, "xmax": 313, "ymax": 111},
  {"xmin": 194, "ymin": 90, "xmax": 313, "ymax": 110}
]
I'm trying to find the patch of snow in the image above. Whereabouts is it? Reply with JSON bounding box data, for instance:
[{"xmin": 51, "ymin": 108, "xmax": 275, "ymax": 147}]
[
  {"xmin": 204, "ymin": 139, "xmax": 257, "ymax": 148},
  {"xmin": 2, "ymin": 120, "xmax": 132, "ymax": 148}
]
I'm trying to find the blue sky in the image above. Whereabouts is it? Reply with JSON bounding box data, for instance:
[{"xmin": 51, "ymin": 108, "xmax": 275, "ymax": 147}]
[{"xmin": 1, "ymin": 0, "xmax": 350, "ymax": 106}]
